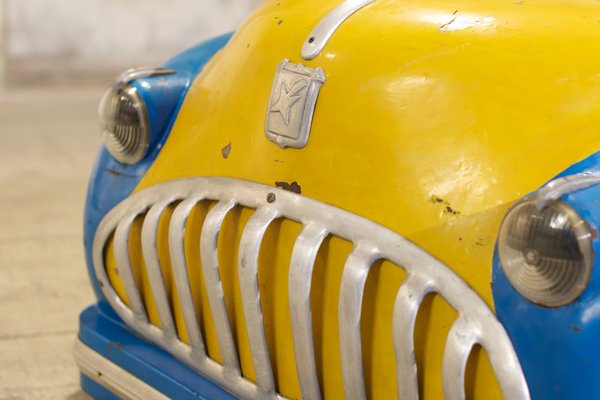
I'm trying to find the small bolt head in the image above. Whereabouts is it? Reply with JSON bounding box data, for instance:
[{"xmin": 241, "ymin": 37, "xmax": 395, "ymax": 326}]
[{"xmin": 267, "ymin": 193, "xmax": 276, "ymax": 203}]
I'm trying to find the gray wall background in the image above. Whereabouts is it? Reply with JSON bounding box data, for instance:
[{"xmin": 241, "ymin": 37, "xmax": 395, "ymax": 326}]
[{"xmin": 1, "ymin": 0, "xmax": 262, "ymax": 86}]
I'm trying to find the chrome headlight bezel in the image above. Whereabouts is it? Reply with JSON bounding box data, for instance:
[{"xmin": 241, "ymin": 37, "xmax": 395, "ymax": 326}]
[
  {"xmin": 99, "ymin": 83, "xmax": 150, "ymax": 164},
  {"xmin": 498, "ymin": 197, "xmax": 594, "ymax": 307},
  {"xmin": 99, "ymin": 83, "xmax": 151, "ymax": 165}
]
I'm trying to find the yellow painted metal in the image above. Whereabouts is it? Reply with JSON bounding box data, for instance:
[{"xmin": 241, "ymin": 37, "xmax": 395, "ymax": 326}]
[{"xmin": 106, "ymin": 0, "xmax": 600, "ymax": 397}]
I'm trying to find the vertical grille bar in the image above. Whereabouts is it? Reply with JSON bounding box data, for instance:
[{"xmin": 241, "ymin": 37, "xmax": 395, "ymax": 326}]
[
  {"xmin": 339, "ymin": 243, "xmax": 380, "ymax": 400},
  {"xmin": 238, "ymin": 207, "xmax": 279, "ymax": 396},
  {"xmin": 480, "ymin": 327, "xmax": 531, "ymax": 400},
  {"xmin": 141, "ymin": 201, "xmax": 177, "ymax": 339},
  {"xmin": 288, "ymin": 223, "xmax": 328, "ymax": 400},
  {"xmin": 169, "ymin": 197, "xmax": 207, "ymax": 359},
  {"xmin": 114, "ymin": 214, "xmax": 148, "ymax": 322},
  {"xmin": 442, "ymin": 317, "xmax": 476, "ymax": 400},
  {"xmin": 200, "ymin": 200, "xmax": 241, "ymax": 376},
  {"xmin": 392, "ymin": 274, "xmax": 435, "ymax": 400}
]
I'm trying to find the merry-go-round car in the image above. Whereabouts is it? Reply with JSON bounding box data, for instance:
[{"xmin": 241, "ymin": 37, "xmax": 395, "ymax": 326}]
[{"xmin": 74, "ymin": 0, "xmax": 600, "ymax": 399}]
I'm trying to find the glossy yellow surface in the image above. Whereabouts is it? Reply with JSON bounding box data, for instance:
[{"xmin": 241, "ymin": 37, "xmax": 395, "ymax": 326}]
[{"xmin": 107, "ymin": 0, "xmax": 600, "ymax": 398}]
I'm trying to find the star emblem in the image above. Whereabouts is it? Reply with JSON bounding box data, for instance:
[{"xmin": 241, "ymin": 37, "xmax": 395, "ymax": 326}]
[
  {"xmin": 265, "ymin": 60, "xmax": 325, "ymax": 148},
  {"xmin": 269, "ymin": 79, "xmax": 308, "ymax": 125}
]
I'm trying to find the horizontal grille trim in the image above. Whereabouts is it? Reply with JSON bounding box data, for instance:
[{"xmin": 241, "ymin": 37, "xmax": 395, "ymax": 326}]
[{"xmin": 93, "ymin": 176, "xmax": 530, "ymax": 400}]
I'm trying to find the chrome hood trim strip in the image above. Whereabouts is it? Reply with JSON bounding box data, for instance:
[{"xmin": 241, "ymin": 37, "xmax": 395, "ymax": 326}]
[{"xmin": 301, "ymin": 0, "xmax": 376, "ymax": 60}]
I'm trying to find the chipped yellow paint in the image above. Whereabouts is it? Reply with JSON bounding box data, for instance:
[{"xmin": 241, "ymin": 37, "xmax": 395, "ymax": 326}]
[{"xmin": 106, "ymin": 0, "xmax": 600, "ymax": 398}]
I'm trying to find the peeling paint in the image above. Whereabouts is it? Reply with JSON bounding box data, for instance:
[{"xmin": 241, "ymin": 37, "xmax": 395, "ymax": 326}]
[
  {"xmin": 430, "ymin": 195, "xmax": 461, "ymax": 216},
  {"xmin": 275, "ymin": 181, "xmax": 301, "ymax": 194},
  {"xmin": 439, "ymin": 11, "xmax": 495, "ymax": 32},
  {"xmin": 221, "ymin": 142, "xmax": 232, "ymax": 159}
]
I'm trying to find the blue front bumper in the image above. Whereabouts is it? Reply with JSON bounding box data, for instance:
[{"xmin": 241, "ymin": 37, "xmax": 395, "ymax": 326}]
[{"xmin": 77, "ymin": 303, "xmax": 237, "ymax": 400}]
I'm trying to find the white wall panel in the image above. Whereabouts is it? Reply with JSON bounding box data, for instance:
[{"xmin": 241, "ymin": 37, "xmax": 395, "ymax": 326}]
[{"xmin": 9, "ymin": 0, "xmax": 261, "ymax": 67}]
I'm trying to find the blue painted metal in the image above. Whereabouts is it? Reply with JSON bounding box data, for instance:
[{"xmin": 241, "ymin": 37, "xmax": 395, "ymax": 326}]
[
  {"xmin": 83, "ymin": 33, "xmax": 232, "ymax": 300},
  {"xmin": 493, "ymin": 151, "xmax": 600, "ymax": 400},
  {"xmin": 79, "ymin": 304, "xmax": 238, "ymax": 400},
  {"xmin": 81, "ymin": 374, "xmax": 121, "ymax": 400}
]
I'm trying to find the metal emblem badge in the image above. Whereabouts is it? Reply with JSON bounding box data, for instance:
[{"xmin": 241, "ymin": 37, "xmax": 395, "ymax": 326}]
[{"xmin": 265, "ymin": 59, "xmax": 326, "ymax": 148}]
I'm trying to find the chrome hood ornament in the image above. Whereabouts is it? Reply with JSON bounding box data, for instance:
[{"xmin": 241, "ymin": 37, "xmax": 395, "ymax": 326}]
[{"xmin": 265, "ymin": 60, "xmax": 325, "ymax": 149}]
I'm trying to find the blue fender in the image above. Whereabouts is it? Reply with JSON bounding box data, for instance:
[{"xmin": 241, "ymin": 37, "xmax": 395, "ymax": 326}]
[{"xmin": 493, "ymin": 151, "xmax": 600, "ymax": 399}]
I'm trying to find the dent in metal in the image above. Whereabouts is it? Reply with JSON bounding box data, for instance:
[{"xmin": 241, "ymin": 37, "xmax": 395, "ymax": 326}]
[
  {"xmin": 93, "ymin": 176, "xmax": 530, "ymax": 400},
  {"xmin": 265, "ymin": 59, "xmax": 325, "ymax": 149},
  {"xmin": 301, "ymin": 0, "xmax": 376, "ymax": 60}
]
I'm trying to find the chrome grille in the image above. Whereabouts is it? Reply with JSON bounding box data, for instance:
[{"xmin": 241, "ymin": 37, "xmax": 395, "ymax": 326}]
[{"xmin": 93, "ymin": 177, "xmax": 530, "ymax": 400}]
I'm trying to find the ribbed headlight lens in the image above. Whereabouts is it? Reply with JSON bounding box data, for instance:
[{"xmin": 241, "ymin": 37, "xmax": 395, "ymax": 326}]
[
  {"xmin": 498, "ymin": 199, "xmax": 593, "ymax": 307},
  {"xmin": 99, "ymin": 84, "xmax": 150, "ymax": 164}
]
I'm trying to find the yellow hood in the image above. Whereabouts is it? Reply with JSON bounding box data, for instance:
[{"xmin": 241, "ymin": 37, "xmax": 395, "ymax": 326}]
[{"xmin": 139, "ymin": 0, "xmax": 600, "ymax": 296}]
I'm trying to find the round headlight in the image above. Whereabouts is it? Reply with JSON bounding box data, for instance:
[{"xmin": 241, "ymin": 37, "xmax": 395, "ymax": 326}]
[
  {"xmin": 498, "ymin": 199, "xmax": 594, "ymax": 307},
  {"xmin": 99, "ymin": 84, "xmax": 150, "ymax": 164}
]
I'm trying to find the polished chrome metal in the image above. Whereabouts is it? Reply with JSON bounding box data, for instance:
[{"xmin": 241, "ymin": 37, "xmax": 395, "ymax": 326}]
[
  {"xmin": 339, "ymin": 244, "xmax": 380, "ymax": 400},
  {"xmin": 239, "ymin": 207, "xmax": 280, "ymax": 396},
  {"xmin": 301, "ymin": 0, "xmax": 376, "ymax": 60},
  {"xmin": 74, "ymin": 339, "xmax": 170, "ymax": 400},
  {"xmin": 141, "ymin": 200, "xmax": 177, "ymax": 338},
  {"xmin": 169, "ymin": 197, "xmax": 208, "ymax": 359},
  {"xmin": 94, "ymin": 176, "xmax": 530, "ymax": 400},
  {"xmin": 536, "ymin": 171, "xmax": 600, "ymax": 210},
  {"xmin": 101, "ymin": 84, "xmax": 151, "ymax": 165},
  {"xmin": 442, "ymin": 317, "xmax": 477, "ymax": 400},
  {"xmin": 200, "ymin": 200, "xmax": 241, "ymax": 376},
  {"xmin": 116, "ymin": 66, "xmax": 176, "ymax": 85},
  {"xmin": 102, "ymin": 66, "xmax": 176, "ymax": 165},
  {"xmin": 265, "ymin": 59, "xmax": 325, "ymax": 149},
  {"xmin": 289, "ymin": 223, "xmax": 328, "ymax": 400},
  {"xmin": 393, "ymin": 274, "xmax": 435, "ymax": 400},
  {"xmin": 113, "ymin": 213, "xmax": 148, "ymax": 322}
]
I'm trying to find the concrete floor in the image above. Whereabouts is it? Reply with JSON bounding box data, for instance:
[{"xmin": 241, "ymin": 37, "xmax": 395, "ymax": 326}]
[{"xmin": 0, "ymin": 87, "xmax": 104, "ymax": 399}]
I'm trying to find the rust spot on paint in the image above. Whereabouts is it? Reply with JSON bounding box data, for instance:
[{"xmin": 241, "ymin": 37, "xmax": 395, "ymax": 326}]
[
  {"xmin": 430, "ymin": 195, "xmax": 445, "ymax": 204},
  {"xmin": 275, "ymin": 181, "xmax": 302, "ymax": 194},
  {"xmin": 221, "ymin": 143, "xmax": 232, "ymax": 159},
  {"xmin": 430, "ymin": 195, "xmax": 461, "ymax": 216},
  {"xmin": 474, "ymin": 237, "xmax": 490, "ymax": 246},
  {"xmin": 444, "ymin": 206, "xmax": 460, "ymax": 216}
]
